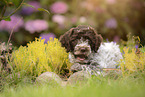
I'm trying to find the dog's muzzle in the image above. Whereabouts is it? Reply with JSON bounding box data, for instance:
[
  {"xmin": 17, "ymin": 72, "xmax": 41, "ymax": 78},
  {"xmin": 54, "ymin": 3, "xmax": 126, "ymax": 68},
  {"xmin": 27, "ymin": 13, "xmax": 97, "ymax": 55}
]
[
  {"xmin": 71, "ymin": 37, "xmax": 92, "ymax": 64},
  {"xmin": 74, "ymin": 47, "xmax": 91, "ymax": 64}
]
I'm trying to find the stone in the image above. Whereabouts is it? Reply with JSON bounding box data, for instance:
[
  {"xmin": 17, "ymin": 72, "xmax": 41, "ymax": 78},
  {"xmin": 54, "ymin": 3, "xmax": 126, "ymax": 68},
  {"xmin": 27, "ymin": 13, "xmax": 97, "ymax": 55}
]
[
  {"xmin": 35, "ymin": 72, "xmax": 63, "ymax": 86},
  {"xmin": 67, "ymin": 71, "xmax": 91, "ymax": 85}
]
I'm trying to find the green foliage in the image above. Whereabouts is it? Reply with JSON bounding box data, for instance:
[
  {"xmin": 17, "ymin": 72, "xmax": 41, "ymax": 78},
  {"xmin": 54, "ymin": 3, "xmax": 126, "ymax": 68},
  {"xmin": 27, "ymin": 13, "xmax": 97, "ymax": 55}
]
[
  {"xmin": 22, "ymin": 3, "xmax": 50, "ymax": 14},
  {"xmin": 37, "ymin": 8, "xmax": 50, "ymax": 14},
  {"xmin": 11, "ymin": 0, "xmax": 23, "ymax": 7},
  {"xmin": 119, "ymin": 35, "xmax": 145, "ymax": 75},
  {"xmin": 140, "ymin": 47, "xmax": 145, "ymax": 53},
  {"xmin": 0, "ymin": 0, "xmax": 49, "ymax": 21},
  {"xmin": 0, "ymin": 75, "xmax": 145, "ymax": 97},
  {"xmin": 1, "ymin": 0, "xmax": 145, "ymax": 46},
  {"xmin": 120, "ymin": 47, "xmax": 145, "ymax": 76},
  {"xmin": 10, "ymin": 38, "xmax": 71, "ymax": 76},
  {"xmin": 0, "ymin": 0, "xmax": 23, "ymax": 21},
  {"xmin": 120, "ymin": 33, "xmax": 139, "ymax": 48}
]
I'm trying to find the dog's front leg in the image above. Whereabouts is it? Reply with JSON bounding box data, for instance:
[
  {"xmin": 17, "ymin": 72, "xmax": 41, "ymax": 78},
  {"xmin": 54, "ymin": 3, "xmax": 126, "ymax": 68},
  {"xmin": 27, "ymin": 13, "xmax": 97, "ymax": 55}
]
[{"xmin": 70, "ymin": 63, "xmax": 82, "ymax": 73}]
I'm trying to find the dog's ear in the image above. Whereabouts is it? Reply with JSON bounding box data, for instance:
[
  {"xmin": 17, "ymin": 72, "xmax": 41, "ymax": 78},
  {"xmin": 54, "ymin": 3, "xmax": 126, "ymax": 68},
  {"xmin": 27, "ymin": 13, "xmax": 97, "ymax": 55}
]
[
  {"xmin": 94, "ymin": 34, "xmax": 103, "ymax": 52},
  {"xmin": 59, "ymin": 28, "xmax": 74, "ymax": 52},
  {"xmin": 88, "ymin": 27, "xmax": 103, "ymax": 52}
]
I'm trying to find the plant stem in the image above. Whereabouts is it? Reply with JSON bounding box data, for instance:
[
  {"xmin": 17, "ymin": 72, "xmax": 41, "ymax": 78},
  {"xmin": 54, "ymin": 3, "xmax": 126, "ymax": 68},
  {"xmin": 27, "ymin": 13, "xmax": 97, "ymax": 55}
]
[
  {"xmin": 7, "ymin": 17, "xmax": 23, "ymax": 47},
  {"xmin": 2, "ymin": 0, "xmax": 24, "ymax": 20},
  {"xmin": 0, "ymin": 6, "xmax": 7, "ymax": 21}
]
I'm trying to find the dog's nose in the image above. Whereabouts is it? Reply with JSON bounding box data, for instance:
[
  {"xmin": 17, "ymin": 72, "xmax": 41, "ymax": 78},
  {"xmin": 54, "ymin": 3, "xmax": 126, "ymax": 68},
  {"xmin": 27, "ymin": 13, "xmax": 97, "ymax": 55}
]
[{"xmin": 80, "ymin": 48, "xmax": 86, "ymax": 52}]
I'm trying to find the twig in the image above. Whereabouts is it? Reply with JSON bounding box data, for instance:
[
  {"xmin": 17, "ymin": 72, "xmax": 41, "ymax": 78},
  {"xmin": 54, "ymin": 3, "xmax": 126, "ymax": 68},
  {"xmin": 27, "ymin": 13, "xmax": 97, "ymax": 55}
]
[
  {"xmin": 7, "ymin": 17, "xmax": 23, "ymax": 47},
  {"xmin": 0, "ymin": 0, "xmax": 8, "ymax": 21},
  {"xmin": 3, "ymin": 0, "xmax": 24, "ymax": 20},
  {"xmin": 103, "ymin": 68, "xmax": 121, "ymax": 71},
  {"xmin": 0, "ymin": 6, "xmax": 7, "ymax": 21},
  {"xmin": 1, "ymin": 17, "xmax": 23, "ymax": 71}
]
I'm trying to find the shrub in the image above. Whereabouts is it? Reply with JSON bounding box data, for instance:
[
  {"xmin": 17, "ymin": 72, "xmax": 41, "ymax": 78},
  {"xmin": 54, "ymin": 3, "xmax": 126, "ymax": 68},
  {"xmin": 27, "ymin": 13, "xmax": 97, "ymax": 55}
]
[
  {"xmin": 10, "ymin": 38, "xmax": 71, "ymax": 77},
  {"xmin": 120, "ymin": 47, "xmax": 145, "ymax": 76},
  {"xmin": 140, "ymin": 47, "xmax": 145, "ymax": 53}
]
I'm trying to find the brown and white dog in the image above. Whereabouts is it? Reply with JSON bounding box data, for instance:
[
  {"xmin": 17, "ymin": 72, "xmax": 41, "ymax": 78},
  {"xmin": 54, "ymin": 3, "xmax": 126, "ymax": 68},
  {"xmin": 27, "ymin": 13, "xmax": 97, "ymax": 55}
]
[{"xmin": 59, "ymin": 25, "xmax": 122, "ymax": 74}]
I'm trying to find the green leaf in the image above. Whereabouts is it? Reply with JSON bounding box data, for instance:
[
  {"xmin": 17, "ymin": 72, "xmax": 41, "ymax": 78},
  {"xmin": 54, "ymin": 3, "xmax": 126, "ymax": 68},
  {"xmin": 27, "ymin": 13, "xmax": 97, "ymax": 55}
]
[
  {"xmin": 5, "ymin": 0, "xmax": 10, "ymax": 2},
  {"xmin": 22, "ymin": 3, "xmax": 50, "ymax": 14},
  {"xmin": 3, "ymin": 17, "xmax": 11, "ymax": 21},
  {"xmin": 37, "ymin": 8, "xmax": 50, "ymax": 14},
  {"xmin": 22, "ymin": 3, "xmax": 35, "ymax": 8},
  {"xmin": 11, "ymin": 0, "xmax": 23, "ymax": 7},
  {"xmin": 0, "ymin": 0, "xmax": 6, "ymax": 5}
]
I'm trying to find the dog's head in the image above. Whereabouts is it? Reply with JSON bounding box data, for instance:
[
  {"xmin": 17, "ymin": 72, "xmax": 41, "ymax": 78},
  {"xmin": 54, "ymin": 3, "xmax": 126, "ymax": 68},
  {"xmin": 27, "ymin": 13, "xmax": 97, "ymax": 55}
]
[{"xmin": 59, "ymin": 25, "xmax": 103, "ymax": 63}]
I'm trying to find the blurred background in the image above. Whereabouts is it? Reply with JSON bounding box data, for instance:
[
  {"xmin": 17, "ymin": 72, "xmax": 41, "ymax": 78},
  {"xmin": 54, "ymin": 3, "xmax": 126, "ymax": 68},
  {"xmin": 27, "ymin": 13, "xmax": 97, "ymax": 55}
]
[{"xmin": 0, "ymin": 0, "xmax": 145, "ymax": 47}]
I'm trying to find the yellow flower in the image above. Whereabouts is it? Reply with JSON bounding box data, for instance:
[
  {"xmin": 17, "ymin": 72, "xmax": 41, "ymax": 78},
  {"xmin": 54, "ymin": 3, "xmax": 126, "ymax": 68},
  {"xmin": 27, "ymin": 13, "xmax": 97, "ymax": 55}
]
[
  {"xmin": 120, "ymin": 47, "xmax": 145, "ymax": 76},
  {"xmin": 11, "ymin": 38, "xmax": 71, "ymax": 76}
]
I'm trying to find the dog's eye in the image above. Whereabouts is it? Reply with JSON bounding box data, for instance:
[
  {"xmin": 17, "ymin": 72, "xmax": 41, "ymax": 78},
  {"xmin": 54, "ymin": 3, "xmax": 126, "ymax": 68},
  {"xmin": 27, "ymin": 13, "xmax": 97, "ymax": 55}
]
[{"xmin": 71, "ymin": 40, "xmax": 77, "ymax": 46}]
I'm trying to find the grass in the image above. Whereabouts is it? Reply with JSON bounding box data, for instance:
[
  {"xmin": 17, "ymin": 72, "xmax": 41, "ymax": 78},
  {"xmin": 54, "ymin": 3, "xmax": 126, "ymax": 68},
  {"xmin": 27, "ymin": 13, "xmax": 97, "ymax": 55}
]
[
  {"xmin": 1, "ymin": 37, "xmax": 145, "ymax": 97},
  {"xmin": 1, "ymin": 73, "xmax": 145, "ymax": 97}
]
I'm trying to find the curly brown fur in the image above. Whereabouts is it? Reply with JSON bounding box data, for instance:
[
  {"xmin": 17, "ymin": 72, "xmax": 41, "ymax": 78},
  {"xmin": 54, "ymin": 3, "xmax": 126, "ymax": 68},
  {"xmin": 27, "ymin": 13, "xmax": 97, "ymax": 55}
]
[
  {"xmin": 59, "ymin": 25, "xmax": 103, "ymax": 74},
  {"xmin": 59, "ymin": 26, "xmax": 122, "ymax": 75},
  {"xmin": 59, "ymin": 25, "xmax": 103, "ymax": 53}
]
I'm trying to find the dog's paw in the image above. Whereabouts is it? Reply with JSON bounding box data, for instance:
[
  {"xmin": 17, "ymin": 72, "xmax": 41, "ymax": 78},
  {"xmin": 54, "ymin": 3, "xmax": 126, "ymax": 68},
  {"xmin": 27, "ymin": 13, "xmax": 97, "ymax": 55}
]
[{"xmin": 70, "ymin": 63, "xmax": 82, "ymax": 72}]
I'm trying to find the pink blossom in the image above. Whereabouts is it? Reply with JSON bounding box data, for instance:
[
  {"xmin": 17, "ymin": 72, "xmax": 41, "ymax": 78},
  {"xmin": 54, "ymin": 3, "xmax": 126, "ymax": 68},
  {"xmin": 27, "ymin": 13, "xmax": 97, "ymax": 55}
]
[
  {"xmin": 50, "ymin": 1, "xmax": 68, "ymax": 14},
  {"xmin": 79, "ymin": 17, "xmax": 87, "ymax": 23},
  {"xmin": 52, "ymin": 15, "xmax": 66, "ymax": 25},
  {"xmin": 71, "ymin": 17, "xmax": 78, "ymax": 24},
  {"xmin": 95, "ymin": 7, "xmax": 105, "ymax": 13},
  {"xmin": 106, "ymin": 0, "xmax": 116, "ymax": 4},
  {"xmin": 21, "ymin": 1, "xmax": 40, "ymax": 15},
  {"xmin": 25, "ymin": 20, "xmax": 48, "ymax": 34},
  {"xmin": 0, "ymin": 15, "xmax": 24, "ymax": 32},
  {"xmin": 113, "ymin": 36, "xmax": 120, "ymax": 43},
  {"xmin": 105, "ymin": 18, "xmax": 117, "ymax": 29}
]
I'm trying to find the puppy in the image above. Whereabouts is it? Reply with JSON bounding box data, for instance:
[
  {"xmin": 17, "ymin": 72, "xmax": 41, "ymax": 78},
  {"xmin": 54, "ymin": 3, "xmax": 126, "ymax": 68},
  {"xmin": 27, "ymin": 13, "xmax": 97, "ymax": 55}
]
[{"xmin": 59, "ymin": 25, "xmax": 122, "ymax": 75}]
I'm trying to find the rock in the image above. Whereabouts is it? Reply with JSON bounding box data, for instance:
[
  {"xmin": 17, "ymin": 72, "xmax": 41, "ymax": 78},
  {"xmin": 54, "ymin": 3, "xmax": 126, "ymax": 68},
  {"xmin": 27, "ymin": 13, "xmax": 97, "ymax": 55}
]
[
  {"xmin": 35, "ymin": 72, "xmax": 63, "ymax": 86},
  {"xmin": 67, "ymin": 71, "xmax": 91, "ymax": 85},
  {"xmin": 36, "ymin": 71, "xmax": 92, "ymax": 86}
]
